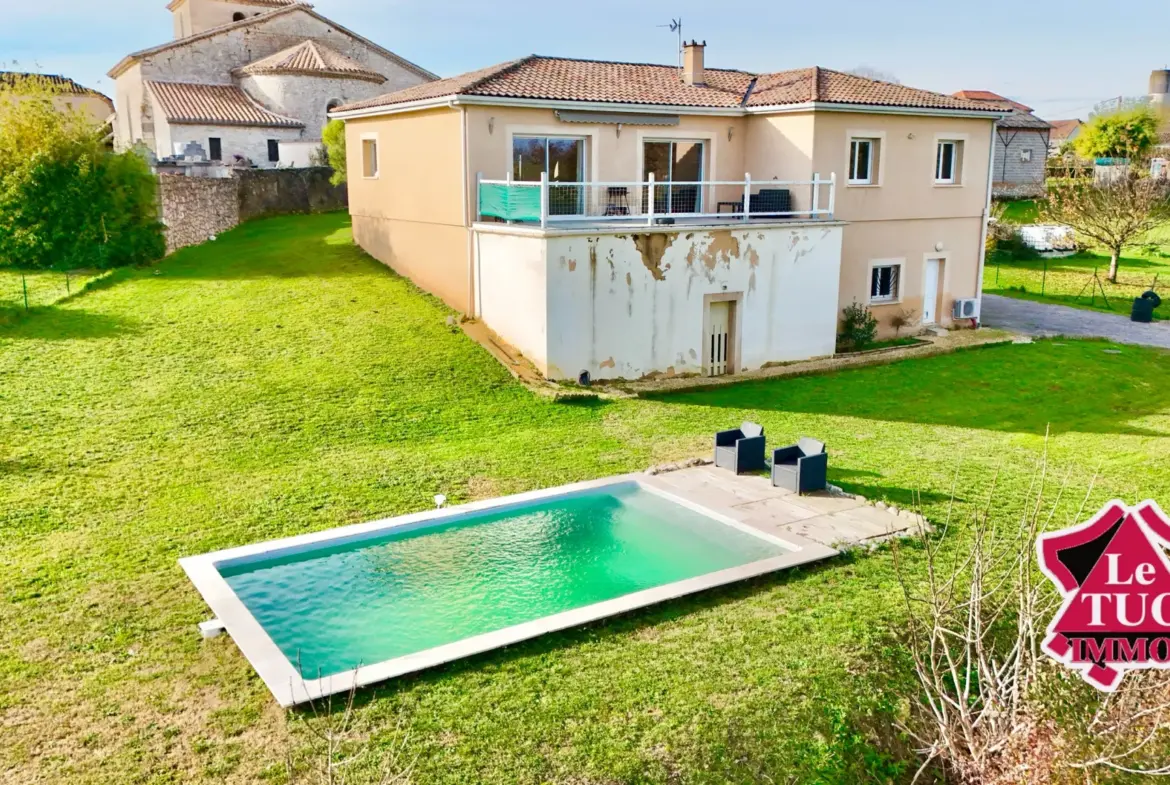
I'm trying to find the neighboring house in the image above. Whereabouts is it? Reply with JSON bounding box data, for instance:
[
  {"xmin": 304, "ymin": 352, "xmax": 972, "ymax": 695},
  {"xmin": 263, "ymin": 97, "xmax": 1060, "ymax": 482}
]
[
  {"xmin": 0, "ymin": 72, "xmax": 114, "ymax": 126},
  {"xmin": 333, "ymin": 45, "xmax": 1003, "ymax": 382},
  {"xmin": 1047, "ymin": 119, "xmax": 1082, "ymax": 156},
  {"xmin": 952, "ymin": 90, "xmax": 1051, "ymax": 198},
  {"xmin": 108, "ymin": 0, "xmax": 435, "ymax": 168}
]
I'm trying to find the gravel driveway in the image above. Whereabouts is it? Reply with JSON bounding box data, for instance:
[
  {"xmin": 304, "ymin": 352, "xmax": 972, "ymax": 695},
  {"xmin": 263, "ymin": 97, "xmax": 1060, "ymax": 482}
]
[{"xmin": 981, "ymin": 294, "xmax": 1170, "ymax": 349}]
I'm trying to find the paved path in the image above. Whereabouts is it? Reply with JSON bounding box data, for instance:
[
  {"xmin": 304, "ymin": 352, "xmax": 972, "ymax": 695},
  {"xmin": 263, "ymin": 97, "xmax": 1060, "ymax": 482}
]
[
  {"xmin": 981, "ymin": 294, "xmax": 1170, "ymax": 349},
  {"xmin": 642, "ymin": 465, "xmax": 924, "ymax": 551}
]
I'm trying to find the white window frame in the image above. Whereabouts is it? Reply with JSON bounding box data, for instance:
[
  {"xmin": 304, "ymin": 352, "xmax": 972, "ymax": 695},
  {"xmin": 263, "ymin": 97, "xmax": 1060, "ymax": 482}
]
[
  {"xmin": 935, "ymin": 140, "xmax": 958, "ymax": 184},
  {"xmin": 846, "ymin": 130, "xmax": 885, "ymax": 187},
  {"xmin": 868, "ymin": 259, "xmax": 903, "ymax": 304},
  {"xmin": 360, "ymin": 133, "xmax": 378, "ymax": 179},
  {"xmin": 849, "ymin": 139, "xmax": 874, "ymax": 184},
  {"xmin": 933, "ymin": 132, "xmax": 969, "ymax": 187}
]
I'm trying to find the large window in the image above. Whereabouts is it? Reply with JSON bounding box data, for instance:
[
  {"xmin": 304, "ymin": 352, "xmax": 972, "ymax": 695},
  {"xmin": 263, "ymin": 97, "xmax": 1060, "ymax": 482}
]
[
  {"xmin": 935, "ymin": 140, "xmax": 961, "ymax": 183},
  {"xmin": 849, "ymin": 138, "xmax": 877, "ymax": 184},
  {"xmin": 512, "ymin": 135, "xmax": 584, "ymax": 215},
  {"xmin": 643, "ymin": 139, "xmax": 704, "ymax": 214},
  {"xmin": 870, "ymin": 263, "xmax": 901, "ymax": 303}
]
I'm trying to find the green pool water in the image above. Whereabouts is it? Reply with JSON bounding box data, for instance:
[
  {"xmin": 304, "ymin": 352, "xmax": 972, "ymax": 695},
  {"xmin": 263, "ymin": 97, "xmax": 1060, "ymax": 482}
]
[{"xmin": 220, "ymin": 484, "xmax": 785, "ymax": 678}]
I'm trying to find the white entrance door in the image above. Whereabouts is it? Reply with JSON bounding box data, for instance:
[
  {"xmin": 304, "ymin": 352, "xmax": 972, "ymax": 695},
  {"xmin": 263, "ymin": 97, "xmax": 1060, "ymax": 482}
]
[
  {"xmin": 923, "ymin": 258, "xmax": 941, "ymax": 324},
  {"xmin": 707, "ymin": 301, "xmax": 731, "ymax": 376}
]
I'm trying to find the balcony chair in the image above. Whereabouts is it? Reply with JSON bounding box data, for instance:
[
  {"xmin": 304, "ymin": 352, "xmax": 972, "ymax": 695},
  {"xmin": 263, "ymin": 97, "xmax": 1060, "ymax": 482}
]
[
  {"xmin": 713, "ymin": 422, "xmax": 766, "ymax": 474},
  {"xmin": 771, "ymin": 437, "xmax": 828, "ymax": 494}
]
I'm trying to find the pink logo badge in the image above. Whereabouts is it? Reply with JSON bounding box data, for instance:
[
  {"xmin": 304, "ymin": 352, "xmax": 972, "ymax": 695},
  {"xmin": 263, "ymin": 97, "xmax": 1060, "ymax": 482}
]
[{"xmin": 1038, "ymin": 500, "xmax": 1170, "ymax": 691}]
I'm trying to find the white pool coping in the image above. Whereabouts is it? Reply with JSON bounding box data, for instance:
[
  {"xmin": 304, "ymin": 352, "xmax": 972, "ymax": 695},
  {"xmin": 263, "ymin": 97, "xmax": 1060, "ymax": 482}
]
[{"xmin": 179, "ymin": 473, "xmax": 826, "ymax": 708}]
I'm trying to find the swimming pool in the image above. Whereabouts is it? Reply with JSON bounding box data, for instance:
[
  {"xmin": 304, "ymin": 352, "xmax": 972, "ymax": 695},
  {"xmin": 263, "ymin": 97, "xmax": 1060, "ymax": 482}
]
[{"xmin": 181, "ymin": 476, "xmax": 813, "ymax": 706}]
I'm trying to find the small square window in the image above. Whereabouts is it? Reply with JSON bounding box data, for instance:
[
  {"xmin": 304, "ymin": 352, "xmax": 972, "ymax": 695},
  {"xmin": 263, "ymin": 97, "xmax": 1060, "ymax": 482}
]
[
  {"xmin": 361, "ymin": 138, "xmax": 378, "ymax": 178},
  {"xmin": 1020, "ymin": 148, "xmax": 1032, "ymax": 162},
  {"xmin": 267, "ymin": 139, "xmax": 280, "ymax": 162},
  {"xmin": 870, "ymin": 264, "xmax": 900, "ymax": 303},
  {"xmin": 849, "ymin": 138, "xmax": 877, "ymax": 184},
  {"xmin": 208, "ymin": 137, "xmax": 222, "ymax": 161}
]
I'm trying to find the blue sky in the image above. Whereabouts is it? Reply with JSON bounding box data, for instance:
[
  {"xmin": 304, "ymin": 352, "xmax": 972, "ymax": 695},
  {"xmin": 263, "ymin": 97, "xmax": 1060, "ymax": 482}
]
[{"xmin": 2, "ymin": 0, "xmax": 1162, "ymax": 121}]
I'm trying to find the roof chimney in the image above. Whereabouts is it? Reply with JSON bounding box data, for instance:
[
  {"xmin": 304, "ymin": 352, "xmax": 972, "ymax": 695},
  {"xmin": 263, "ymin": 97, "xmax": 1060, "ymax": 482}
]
[{"xmin": 682, "ymin": 40, "xmax": 706, "ymax": 86}]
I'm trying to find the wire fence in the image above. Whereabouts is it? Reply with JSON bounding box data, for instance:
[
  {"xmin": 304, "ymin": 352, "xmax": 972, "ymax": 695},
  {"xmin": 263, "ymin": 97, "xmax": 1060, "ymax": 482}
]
[
  {"xmin": 986, "ymin": 256, "xmax": 1166, "ymax": 317},
  {"xmin": 0, "ymin": 268, "xmax": 106, "ymax": 312}
]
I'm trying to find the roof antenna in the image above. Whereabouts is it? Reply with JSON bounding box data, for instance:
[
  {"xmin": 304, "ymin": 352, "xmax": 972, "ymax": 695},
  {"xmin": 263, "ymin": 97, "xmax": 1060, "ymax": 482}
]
[{"xmin": 657, "ymin": 18, "xmax": 682, "ymax": 69}]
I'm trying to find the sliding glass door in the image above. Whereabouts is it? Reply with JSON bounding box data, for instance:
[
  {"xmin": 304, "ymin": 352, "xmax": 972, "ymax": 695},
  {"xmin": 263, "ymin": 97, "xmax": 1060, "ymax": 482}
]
[
  {"xmin": 643, "ymin": 140, "xmax": 704, "ymax": 214},
  {"xmin": 513, "ymin": 136, "xmax": 584, "ymax": 215}
]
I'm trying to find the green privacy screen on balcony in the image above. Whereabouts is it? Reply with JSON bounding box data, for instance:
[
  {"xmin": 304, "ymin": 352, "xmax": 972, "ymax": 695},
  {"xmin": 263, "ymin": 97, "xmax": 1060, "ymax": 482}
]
[{"xmin": 479, "ymin": 183, "xmax": 541, "ymax": 222}]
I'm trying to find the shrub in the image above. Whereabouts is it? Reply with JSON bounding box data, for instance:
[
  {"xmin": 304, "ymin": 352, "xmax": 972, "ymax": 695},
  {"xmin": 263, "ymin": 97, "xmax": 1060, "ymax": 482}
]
[
  {"xmin": 837, "ymin": 301, "xmax": 878, "ymax": 352},
  {"xmin": 0, "ymin": 76, "xmax": 164, "ymax": 269},
  {"xmin": 888, "ymin": 307, "xmax": 918, "ymax": 337},
  {"xmin": 322, "ymin": 119, "xmax": 346, "ymax": 186}
]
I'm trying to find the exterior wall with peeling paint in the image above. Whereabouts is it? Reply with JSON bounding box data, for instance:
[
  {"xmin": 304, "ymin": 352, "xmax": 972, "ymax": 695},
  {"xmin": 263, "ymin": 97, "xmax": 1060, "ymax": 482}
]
[
  {"xmin": 346, "ymin": 106, "xmax": 473, "ymax": 311},
  {"xmin": 474, "ymin": 223, "xmax": 844, "ymax": 381}
]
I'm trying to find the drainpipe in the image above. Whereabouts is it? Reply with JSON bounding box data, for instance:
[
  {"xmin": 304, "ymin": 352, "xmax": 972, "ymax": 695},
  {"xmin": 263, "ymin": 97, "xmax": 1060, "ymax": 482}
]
[
  {"xmin": 460, "ymin": 103, "xmax": 474, "ymax": 317},
  {"xmin": 975, "ymin": 119, "xmax": 997, "ymax": 318}
]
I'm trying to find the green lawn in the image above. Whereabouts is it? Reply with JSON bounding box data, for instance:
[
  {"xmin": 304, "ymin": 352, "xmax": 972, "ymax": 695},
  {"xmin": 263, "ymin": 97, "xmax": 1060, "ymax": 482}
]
[
  {"xmin": 986, "ymin": 198, "xmax": 1170, "ymax": 319},
  {"xmin": 3, "ymin": 213, "xmax": 1169, "ymax": 784}
]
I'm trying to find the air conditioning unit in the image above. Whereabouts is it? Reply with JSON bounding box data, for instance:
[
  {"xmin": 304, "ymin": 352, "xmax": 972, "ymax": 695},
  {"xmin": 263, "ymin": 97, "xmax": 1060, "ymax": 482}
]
[{"xmin": 952, "ymin": 298, "xmax": 980, "ymax": 320}]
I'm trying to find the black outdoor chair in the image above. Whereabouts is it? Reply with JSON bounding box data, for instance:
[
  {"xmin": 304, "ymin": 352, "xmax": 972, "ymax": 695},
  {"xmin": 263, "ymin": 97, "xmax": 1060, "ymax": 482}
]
[
  {"xmin": 771, "ymin": 437, "xmax": 828, "ymax": 494},
  {"xmin": 714, "ymin": 422, "xmax": 766, "ymax": 474}
]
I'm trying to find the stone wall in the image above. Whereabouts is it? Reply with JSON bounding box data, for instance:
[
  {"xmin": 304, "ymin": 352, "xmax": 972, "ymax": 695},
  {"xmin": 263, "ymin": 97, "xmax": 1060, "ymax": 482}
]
[
  {"xmin": 236, "ymin": 167, "xmax": 347, "ymax": 220},
  {"xmin": 157, "ymin": 175, "xmax": 240, "ymax": 253},
  {"xmin": 158, "ymin": 167, "xmax": 346, "ymax": 252}
]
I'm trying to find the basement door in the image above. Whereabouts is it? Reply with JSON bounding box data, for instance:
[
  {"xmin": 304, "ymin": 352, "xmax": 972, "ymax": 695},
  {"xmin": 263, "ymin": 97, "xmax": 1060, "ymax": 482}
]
[{"xmin": 706, "ymin": 300, "xmax": 732, "ymax": 376}]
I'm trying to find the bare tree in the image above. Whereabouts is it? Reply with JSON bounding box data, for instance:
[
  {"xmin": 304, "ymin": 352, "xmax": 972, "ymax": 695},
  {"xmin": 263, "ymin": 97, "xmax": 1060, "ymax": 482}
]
[
  {"xmin": 285, "ymin": 668, "xmax": 414, "ymax": 785},
  {"xmin": 1041, "ymin": 169, "xmax": 1170, "ymax": 282},
  {"xmin": 892, "ymin": 443, "xmax": 1170, "ymax": 783}
]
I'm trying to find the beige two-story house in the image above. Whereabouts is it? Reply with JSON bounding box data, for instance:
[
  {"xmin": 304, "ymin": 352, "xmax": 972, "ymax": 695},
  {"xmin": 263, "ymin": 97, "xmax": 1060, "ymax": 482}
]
[{"xmin": 333, "ymin": 45, "xmax": 1002, "ymax": 381}]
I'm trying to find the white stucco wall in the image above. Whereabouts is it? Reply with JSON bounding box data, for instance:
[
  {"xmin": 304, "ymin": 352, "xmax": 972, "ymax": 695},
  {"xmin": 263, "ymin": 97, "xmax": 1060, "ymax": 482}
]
[
  {"xmin": 475, "ymin": 232, "xmax": 549, "ymax": 369},
  {"xmin": 155, "ymin": 117, "xmax": 305, "ymax": 167},
  {"xmin": 475, "ymin": 223, "xmax": 844, "ymax": 381}
]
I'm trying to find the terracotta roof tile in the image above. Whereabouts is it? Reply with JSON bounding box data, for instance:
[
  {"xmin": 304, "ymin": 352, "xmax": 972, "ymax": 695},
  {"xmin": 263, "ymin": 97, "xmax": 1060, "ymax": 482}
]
[
  {"xmin": 235, "ymin": 40, "xmax": 386, "ymax": 83},
  {"xmin": 147, "ymin": 81, "xmax": 303, "ymax": 127},
  {"xmin": 1048, "ymin": 118, "xmax": 1082, "ymax": 141},
  {"xmin": 0, "ymin": 71, "xmax": 108, "ymax": 100},
  {"xmin": 335, "ymin": 57, "xmax": 1002, "ymax": 116},
  {"xmin": 952, "ymin": 89, "xmax": 1033, "ymax": 113}
]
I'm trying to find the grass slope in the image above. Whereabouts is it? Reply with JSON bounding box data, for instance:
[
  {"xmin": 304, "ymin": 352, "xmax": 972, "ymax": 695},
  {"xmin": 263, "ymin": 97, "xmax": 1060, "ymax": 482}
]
[{"xmin": 3, "ymin": 213, "xmax": 1169, "ymax": 784}]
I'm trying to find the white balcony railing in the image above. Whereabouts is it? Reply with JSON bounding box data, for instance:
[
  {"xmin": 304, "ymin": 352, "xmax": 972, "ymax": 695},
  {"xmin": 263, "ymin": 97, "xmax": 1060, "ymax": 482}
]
[{"xmin": 476, "ymin": 173, "xmax": 836, "ymax": 228}]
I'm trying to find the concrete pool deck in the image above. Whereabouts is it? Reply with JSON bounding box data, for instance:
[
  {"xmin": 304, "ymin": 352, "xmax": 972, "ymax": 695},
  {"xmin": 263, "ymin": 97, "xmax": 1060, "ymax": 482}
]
[{"xmin": 642, "ymin": 464, "xmax": 925, "ymax": 550}]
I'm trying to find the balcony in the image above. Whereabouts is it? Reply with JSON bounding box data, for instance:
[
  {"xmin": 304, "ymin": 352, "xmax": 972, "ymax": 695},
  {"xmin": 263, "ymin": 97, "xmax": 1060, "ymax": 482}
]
[{"xmin": 476, "ymin": 173, "xmax": 837, "ymax": 229}]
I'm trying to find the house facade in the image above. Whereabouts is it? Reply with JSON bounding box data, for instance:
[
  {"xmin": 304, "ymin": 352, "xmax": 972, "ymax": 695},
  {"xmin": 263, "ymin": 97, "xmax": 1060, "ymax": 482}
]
[
  {"xmin": 953, "ymin": 90, "xmax": 1051, "ymax": 198},
  {"xmin": 108, "ymin": 0, "xmax": 434, "ymax": 168},
  {"xmin": 0, "ymin": 72, "xmax": 114, "ymax": 127},
  {"xmin": 334, "ymin": 46, "xmax": 1001, "ymax": 382}
]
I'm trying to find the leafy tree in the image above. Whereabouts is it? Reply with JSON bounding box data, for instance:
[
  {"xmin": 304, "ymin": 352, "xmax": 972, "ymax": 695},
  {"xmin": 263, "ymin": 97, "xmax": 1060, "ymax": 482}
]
[
  {"xmin": 1041, "ymin": 169, "xmax": 1170, "ymax": 282},
  {"xmin": 322, "ymin": 119, "xmax": 346, "ymax": 186},
  {"xmin": 846, "ymin": 66, "xmax": 900, "ymax": 84},
  {"xmin": 1073, "ymin": 105, "xmax": 1160, "ymax": 160},
  {"xmin": 0, "ymin": 74, "xmax": 164, "ymax": 269}
]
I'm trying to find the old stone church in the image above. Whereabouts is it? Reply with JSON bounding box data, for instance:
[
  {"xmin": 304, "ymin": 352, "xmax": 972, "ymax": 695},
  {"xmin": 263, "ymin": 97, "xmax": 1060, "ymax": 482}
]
[{"xmin": 110, "ymin": 0, "xmax": 434, "ymax": 167}]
